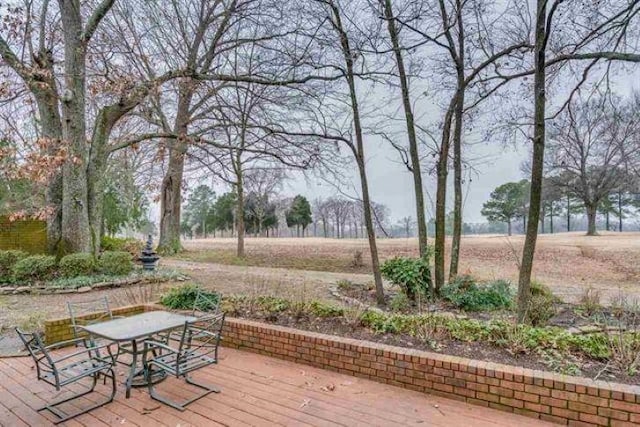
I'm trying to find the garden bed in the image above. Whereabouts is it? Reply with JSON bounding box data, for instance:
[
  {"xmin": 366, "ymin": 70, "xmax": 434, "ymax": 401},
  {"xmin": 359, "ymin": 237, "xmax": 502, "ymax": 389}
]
[{"xmin": 226, "ymin": 302, "xmax": 638, "ymax": 385}]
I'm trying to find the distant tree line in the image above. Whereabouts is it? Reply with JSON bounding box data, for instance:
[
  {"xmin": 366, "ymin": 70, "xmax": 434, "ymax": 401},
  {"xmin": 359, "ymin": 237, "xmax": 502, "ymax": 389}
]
[{"xmin": 180, "ymin": 186, "xmax": 391, "ymax": 240}]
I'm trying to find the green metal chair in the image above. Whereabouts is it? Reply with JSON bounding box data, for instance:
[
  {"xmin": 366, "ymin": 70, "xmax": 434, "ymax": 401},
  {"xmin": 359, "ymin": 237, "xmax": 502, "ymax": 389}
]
[
  {"xmin": 15, "ymin": 328, "xmax": 116, "ymax": 425},
  {"xmin": 142, "ymin": 312, "xmax": 225, "ymax": 411}
]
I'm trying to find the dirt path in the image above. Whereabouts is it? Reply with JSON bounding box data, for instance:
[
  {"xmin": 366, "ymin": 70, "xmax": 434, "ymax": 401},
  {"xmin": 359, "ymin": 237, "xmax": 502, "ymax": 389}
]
[{"xmin": 161, "ymin": 258, "xmax": 376, "ymax": 300}]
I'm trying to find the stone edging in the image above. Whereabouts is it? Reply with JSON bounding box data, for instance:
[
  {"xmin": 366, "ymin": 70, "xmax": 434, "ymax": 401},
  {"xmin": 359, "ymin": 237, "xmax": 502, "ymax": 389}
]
[
  {"xmin": 0, "ymin": 274, "xmax": 186, "ymax": 296},
  {"xmin": 42, "ymin": 304, "xmax": 640, "ymax": 425}
]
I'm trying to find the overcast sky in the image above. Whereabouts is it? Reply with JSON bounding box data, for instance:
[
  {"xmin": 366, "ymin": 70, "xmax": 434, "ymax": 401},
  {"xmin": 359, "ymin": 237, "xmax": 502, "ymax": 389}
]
[{"xmin": 284, "ymin": 75, "xmax": 640, "ymax": 225}]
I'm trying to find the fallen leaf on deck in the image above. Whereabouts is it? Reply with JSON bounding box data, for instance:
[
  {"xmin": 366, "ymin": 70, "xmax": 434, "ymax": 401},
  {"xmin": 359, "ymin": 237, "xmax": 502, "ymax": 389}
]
[{"xmin": 320, "ymin": 383, "xmax": 336, "ymax": 392}]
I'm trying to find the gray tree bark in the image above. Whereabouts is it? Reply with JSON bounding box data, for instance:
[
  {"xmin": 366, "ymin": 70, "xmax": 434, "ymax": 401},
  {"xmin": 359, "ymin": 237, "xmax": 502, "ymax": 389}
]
[
  {"xmin": 381, "ymin": 0, "xmax": 429, "ymax": 258},
  {"xmin": 517, "ymin": 0, "xmax": 547, "ymax": 322},
  {"xmin": 329, "ymin": 0, "xmax": 385, "ymax": 304}
]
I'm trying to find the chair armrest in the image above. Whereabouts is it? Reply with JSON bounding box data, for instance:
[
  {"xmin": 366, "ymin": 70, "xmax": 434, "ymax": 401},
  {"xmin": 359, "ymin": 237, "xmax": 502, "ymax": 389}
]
[
  {"xmin": 144, "ymin": 340, "xmax": 178, "ymax": 355},
  {"xmin": 51, "ymin": 342, "xmax": 114, "ymax": 364},
  {"xmin": 190, "ymin": 329, "xmax": 220, "ymax": 340},
  {"xmin": 44, "ymin": 336, "xmax": 96, "ymax": 351}
]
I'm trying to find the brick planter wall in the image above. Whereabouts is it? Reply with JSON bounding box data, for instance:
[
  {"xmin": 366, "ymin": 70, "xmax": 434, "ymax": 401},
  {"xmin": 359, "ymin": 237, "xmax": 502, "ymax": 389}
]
[
  {"xmin": 221, "ymin": 317, "xmax": 640, "ymax": 426},
  {"xmin": 44, "ymin": 304, "xmax": 147, "ymax": 344},
  {"xmin": 43, "ymin": 305, "xmax": 640, "ymax": 425}
]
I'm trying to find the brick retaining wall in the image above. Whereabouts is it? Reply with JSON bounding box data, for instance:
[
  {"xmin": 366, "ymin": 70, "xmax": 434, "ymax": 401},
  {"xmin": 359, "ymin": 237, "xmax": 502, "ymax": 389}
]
[
  {"xmin": 43, "ymin": 305, "xmax": 640, "ymax": 425},
  {"xmin": 221, "ymin": 317, "xmax": 640, "ymax": 426},
  {"xmin": 44, "ymin": 304, "xmax": 147, "ymax": 344}
]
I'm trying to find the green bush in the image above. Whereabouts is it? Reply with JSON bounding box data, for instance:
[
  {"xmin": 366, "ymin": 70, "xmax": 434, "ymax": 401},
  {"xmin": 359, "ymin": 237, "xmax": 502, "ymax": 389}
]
[
  {"xmin": 526, "ymin": 281, "xmax": 559, "ymax": 326},
  {"xmin": 442, "ymin": 277, "xmax": 513, "ymax": 311},
  {"xmin": 59, "ymin": 253, "xmax": 95, "ymax": 278},
  {"xmin": 380, "ymin": 256, "xmax": 432, "ymax": 300},
  {"xmin": 161, "ymin": 283, "xmax": 220, "ymax": 311},
  {"xmin": 100, "ymin": 236, "xmax": 144, "ymax": 257},
  {"xmin": 12, "ymin": 255, "xmax": 57, "ymax": 282},
  {"xmin": 309, "ymin": 301, "xmax": 344, "ymax": 317},
  {"xmin": 389, "ymin": 292, "xmax": 411, "ymax": 313},
  {"xmin": 0, "ymin": 250, "xmax": 28, "ymax": 282},
  {"xmin": 98, "ymin": 251, "xmax": 133, "ymax": 275}
]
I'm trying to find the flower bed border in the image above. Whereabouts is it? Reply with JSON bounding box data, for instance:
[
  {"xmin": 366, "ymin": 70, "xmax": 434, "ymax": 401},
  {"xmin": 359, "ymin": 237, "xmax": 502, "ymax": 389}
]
[{"xmin": 43, "ymin": 303, "xmax": 640, "ymax": 426}]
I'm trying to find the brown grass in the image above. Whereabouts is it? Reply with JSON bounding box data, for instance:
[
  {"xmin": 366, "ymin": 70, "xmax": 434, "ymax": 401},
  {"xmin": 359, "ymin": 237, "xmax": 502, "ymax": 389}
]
[{"xmin": 177, "ymin": 232, "xmax": 640, "ymax": 304}]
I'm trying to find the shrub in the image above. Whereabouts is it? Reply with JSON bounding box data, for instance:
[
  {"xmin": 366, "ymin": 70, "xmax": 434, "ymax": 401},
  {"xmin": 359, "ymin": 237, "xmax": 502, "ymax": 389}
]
[
  {"xmin": 59, "ymin": 253, "xmax": 95, "ymax": 278},
  {"xmin": 526, "ymin": 281, "xmax": 559, "ymax": 326},
  {"xmin": 12, "ymin": 255, "xmax": 57, "ymax": 282},
  {"xmin": 256, "ymin": 295, "xmax": 290, "ymax": 313},
  {"xmin": 100, "ymin": 236, "xmax": 143, "ymax": 257},
  {"xmin": 579, "ymin": 287, "xmax": 602, "ymax": 316},
  {"xmin": 161, "ymin": 284, "xmax": 220, "ymax": 310},
  {"xmin": 309, "ymin": 300, "xmax": 344, "ymax": 318},
  {"xmin": 389, "ymin": 292, "xmax": 411, "ymax": 313},
  {"xmin": 0, "ymin": 250, "xmax": 27, "ymax": 282},
  {"xmin": 336, "ymin": 279, "xmax": 355, "ymax": 291},
  {"xmin": 98, "ymin": 251, "xmax": 133, "ymax": 275},
  {"xmin": 380, "ymin": 256, "xmax": 432, "ymax": 301},
  {"xmin": 442, "ymin": 278, "xmax": 513, "ymax": 311}
]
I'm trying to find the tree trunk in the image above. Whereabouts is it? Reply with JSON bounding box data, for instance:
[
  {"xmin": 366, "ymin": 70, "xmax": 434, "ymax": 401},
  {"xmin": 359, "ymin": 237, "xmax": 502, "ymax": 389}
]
[
  {"xmin": 34, "ymin": 89, "xmax": 64, "ymax": 255},
  {"xmin": 382, "ymin": 0, "xmax": 428, "ymax": 257},
  {"xmin": 331, "ymin": 2, "xmax": 385, "ymax": 305},
  {"xmin": 605, "ymin": 210, "xmax": 610, "ymax": 231},
  {"xmin": 449, "ymin": 91, "xmax": 465, "ymax": 279},
  {"xmin": 434, "ymin": 106, "xmax": 454, "ymax": 294},
  {"xmin": 517, "ymin": 0, "xmax": 547, "ymax": 323},
  {"xmin": 449, "ymin": 0, "xmax": 466, "ymax": 281},
  {"xmin": 618, "ymin": 192, "xmax": 623, "ymax": 231},
  {"xmin": 550, "ymin": 204, "xmax": 554, "ymax": 234},
  {"xmin": 566, "ymin": 195, "xmax": 571, "ymax": 232},
  {"xmin": 540, "ymin": 205, "xmax": 545, "ymax": 234},
  {"xmin": 507, "ymin": 220, "xmax": 512, "ymax": 236},
  {"xmin": 236, "ymin": 172, "xmax": 245, "ymax": 257},
  {"xmin": 59, "ymin": 7, "xmax": 91, "ymax": 254},
  {"xmin": 158, "ymin": 89, "xmax": 194, "ymax": 254},
  {"xmin": 586, "ymin": 204, "xmax": 597, "ymax": 236}
]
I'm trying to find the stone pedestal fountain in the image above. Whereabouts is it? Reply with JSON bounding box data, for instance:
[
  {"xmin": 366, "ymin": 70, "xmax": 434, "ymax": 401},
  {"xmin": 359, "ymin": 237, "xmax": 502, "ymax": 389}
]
[{"xmin": 139, "ymin": 235, "xmax": 160, "ymax": 271}]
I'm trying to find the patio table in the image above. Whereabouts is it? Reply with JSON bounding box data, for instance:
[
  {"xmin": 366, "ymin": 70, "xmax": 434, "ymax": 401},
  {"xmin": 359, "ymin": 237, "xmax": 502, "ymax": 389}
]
[{"xmin": 80, "ymin": 310, "xmax": 196, "ymax": 398}]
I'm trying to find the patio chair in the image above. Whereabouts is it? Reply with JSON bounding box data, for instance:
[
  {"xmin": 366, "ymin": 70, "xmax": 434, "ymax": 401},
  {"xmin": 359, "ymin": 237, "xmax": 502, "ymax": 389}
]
[
  {"xmin": 142, "ymin": 312, "xmax": 226, "ymax": 411},
  {"xmin": 15, "ymin": 328, "xmax": 116, "ymax": 425},
  {"xmin": 191, "ymin": 290, "xmax": 222, "ymax": 317},
  {"xmin": 67, "ymin": 296, "xmax": 123, "ymax": 361}
]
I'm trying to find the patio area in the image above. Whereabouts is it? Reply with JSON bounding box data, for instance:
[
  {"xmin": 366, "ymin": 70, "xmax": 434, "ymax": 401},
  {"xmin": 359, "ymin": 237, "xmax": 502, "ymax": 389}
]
[{"xmin": 0, "ymin": 346, "xmax": 550, "ymax": 426}]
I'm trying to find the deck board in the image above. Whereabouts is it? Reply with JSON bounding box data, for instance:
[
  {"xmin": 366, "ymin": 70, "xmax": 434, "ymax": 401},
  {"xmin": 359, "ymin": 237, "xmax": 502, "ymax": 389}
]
[{"xmin": 0, "ymin": 347, "xmax": 551, "ymax": 426}]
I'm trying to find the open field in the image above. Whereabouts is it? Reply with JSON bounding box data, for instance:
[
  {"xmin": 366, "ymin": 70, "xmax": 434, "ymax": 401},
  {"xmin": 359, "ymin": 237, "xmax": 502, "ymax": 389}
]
[{"xmin": 177, "ymin": 232, "xmax": 640, "ymax": 304}]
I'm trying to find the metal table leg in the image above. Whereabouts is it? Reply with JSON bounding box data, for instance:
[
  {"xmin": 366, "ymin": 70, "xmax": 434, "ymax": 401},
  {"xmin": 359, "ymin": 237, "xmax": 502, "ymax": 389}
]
[{"xmin": 125, "ymin": 339, "xmax": 138, "ymax": 398}]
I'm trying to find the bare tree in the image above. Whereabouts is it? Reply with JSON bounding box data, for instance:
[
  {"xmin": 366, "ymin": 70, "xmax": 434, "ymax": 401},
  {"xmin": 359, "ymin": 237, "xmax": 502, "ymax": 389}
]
[
  {"xmin": 546, "ymin": 95, "xmax": 640, "ymax": 235},
  {"xmin": 517, "ymin": 0, "xmax": 640, "ymax": 322}
]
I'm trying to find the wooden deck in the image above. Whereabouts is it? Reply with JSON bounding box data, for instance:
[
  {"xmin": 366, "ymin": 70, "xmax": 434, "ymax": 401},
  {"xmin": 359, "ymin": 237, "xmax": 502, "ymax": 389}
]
[{"xmin": 0, "ymin": 347, "xmax": 551, "ymax": 426}]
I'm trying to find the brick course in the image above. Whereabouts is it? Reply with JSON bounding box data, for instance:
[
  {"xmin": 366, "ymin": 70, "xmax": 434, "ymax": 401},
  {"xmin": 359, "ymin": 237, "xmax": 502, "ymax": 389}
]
[{"xmin": 44, "ymin": 304, "xmax": 640, "ymax": 425}]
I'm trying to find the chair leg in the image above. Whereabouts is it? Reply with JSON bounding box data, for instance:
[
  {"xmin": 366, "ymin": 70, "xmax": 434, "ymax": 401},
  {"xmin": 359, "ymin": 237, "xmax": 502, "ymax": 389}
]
[
  {"xmin": 146, "ymin": 369, "xmax": 220, "ymax": 412},
  {"xmin": 39, "ymin": 369, "xmax": 116, "ymax": 425}
]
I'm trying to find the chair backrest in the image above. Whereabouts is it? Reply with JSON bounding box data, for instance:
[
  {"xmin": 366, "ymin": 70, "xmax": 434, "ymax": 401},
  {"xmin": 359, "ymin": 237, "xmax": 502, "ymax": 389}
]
[
  {"xmin": 191, "ymin": 291, "xmax": 221, "ymax": 317},
  {"xmin": 15, "ymin": 328, "xmax": 59, "ymax": 388},
  {"xmin": 67, "ymin": 297, "xmax": 115, "ymax": 339},
  {"xmin": 174, "ymin": 312, "xmax": 225, "ymax": 373}
]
